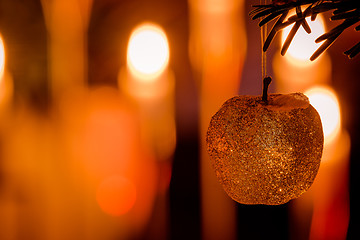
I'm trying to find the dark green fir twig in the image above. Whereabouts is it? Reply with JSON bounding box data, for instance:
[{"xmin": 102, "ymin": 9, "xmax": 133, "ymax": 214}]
[{"xmin": 250, "ymin": 0, "xmax": 360, "ymax": 60}]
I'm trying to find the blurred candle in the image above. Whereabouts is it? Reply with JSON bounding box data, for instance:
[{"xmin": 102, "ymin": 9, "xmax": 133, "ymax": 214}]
[
  {"xmin": 0, "ymin": 34, "xmax": 15, "ymax": 240},
  {"xmin": 120, "ymin": 22, "xmax": 176, "ymax": 163},
  {"xmin": 119, "ymin": 22, "xmax": 176, "ymax": 239},
  {"xmin": 289, "ymin": 86, "xmax": 350, "ymax": 240},
  {"xmin": 304, "ymin": 86, "xmax": 350, "ymax": 240},
  {"xmin": 273, "ymin": 14, "xmax": 331, "ymax": 93},
  {"xmin": 189, "ymin": 0, "xmax": 247, "ymax": 239},
  {"xmin": 0, "ymin": 35, "xmax": 13, "ymax": 116},
  {"xmin": 40, "ymin": 0, "xmax": 93, "ymax": 100}
]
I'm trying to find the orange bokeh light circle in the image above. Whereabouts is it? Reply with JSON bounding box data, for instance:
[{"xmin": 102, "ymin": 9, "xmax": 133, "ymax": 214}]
[{"xmin": 96, "ymin": 175, "xmax": 137, "ymax": 216}]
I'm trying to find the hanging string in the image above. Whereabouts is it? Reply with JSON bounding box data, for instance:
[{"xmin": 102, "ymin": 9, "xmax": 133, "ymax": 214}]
[
  {"xmin": 260, "ymin": 0, "xmax": 272, "ymax": 103},
  {"xmin": 260, "ymin": 0, "xmax": 267, "ymax": 79}
]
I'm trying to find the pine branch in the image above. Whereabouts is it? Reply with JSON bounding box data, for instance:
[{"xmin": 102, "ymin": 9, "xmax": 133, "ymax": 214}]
[{"xmin": 251, "ymin": 0, "xmax": 360, "ymax": 60}]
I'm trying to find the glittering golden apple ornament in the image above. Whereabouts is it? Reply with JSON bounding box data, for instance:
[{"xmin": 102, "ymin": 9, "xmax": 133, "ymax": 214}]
[{"xmin": 206, "ymin": 77, "xmax": 323, "ymax": 205}]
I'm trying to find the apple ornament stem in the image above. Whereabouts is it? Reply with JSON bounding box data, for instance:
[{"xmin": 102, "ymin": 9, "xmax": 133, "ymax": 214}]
[{"xmin": 206, "ymin": 77, "xmax": 324, "ymax": 205}]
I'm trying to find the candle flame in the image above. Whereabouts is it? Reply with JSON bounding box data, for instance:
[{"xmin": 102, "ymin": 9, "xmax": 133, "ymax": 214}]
[
  {"xmin": 281, "ymin": 14, "xmax": 325, "ymax": 63},
  {"xmin": 305, "ymin": 86, "xmax": 341, "ymax": 144},
  {"xmin": 127, "ymin": 23, "xmax": 169, "ymax": 81},
  {"xmin": 0, "ymin": 36, "xmax": 5, "ymax": 80}
]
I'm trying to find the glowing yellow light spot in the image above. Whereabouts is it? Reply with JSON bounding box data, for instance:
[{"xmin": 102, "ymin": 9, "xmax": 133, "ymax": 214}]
[
  {"xmin": 281, "ymin": 14, "xmax": 325, "ymax": 63},
  {"xmin": 96, "ymin": 175, "xmax": 137, "ymax": 216},
  {"xmin": 305, "ymin": 86, "xmax": 341, "ymax": 144},
  {"xmin": 0, "ymin": 36, "xmax": 5, "ymax": 80},
  {"xmin": 127, "ymin": 23, "xmax": 169, "ymax": 81}
]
